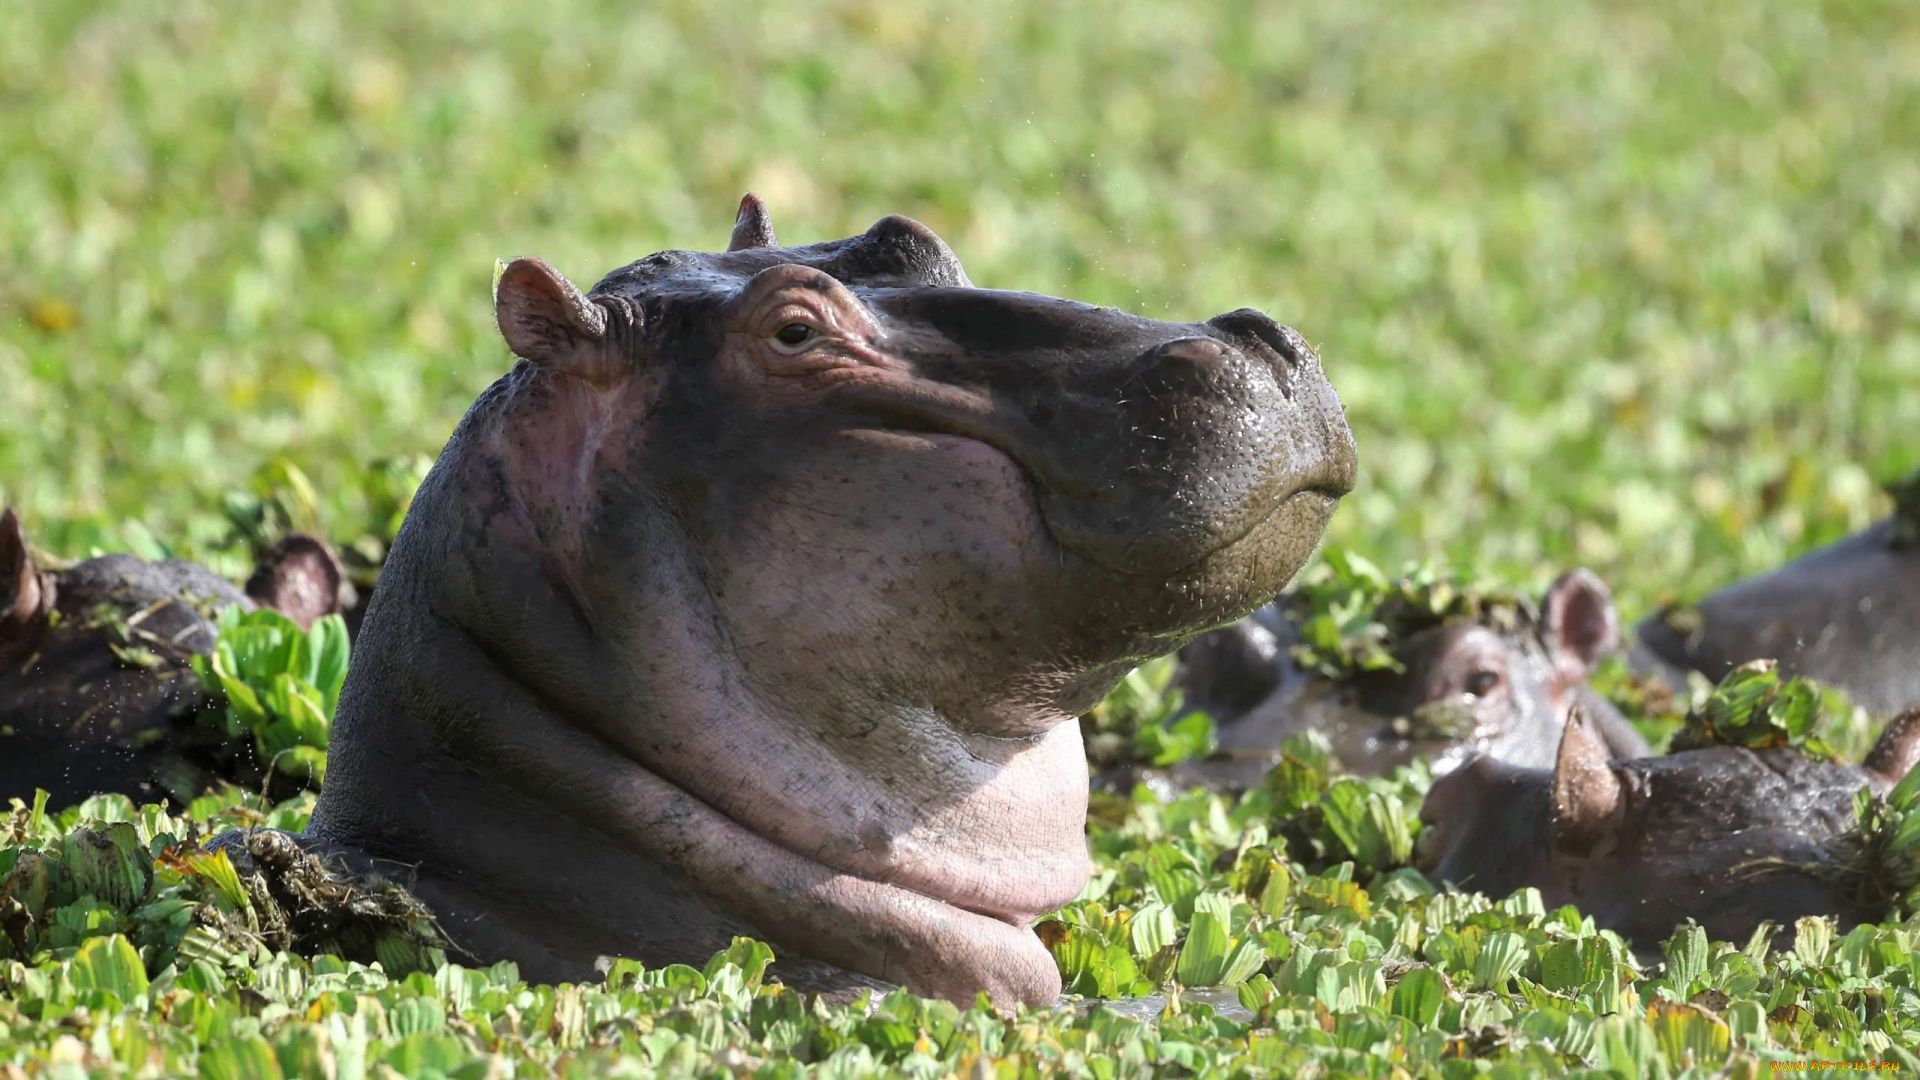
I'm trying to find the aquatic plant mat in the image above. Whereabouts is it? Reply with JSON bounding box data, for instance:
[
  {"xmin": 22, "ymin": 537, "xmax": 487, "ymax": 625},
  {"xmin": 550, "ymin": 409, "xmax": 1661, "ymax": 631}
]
[{"xmin": 5, "ymin": 771, "xmax": 1920, "ymax": 1076}]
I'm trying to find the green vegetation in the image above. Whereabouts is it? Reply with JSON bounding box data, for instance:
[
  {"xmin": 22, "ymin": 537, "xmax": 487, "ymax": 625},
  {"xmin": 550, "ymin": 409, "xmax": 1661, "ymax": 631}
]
[
  {"xmin": 1667, "ymin": 658, "xmax": 1878, "ymax": 763},
  {"xmin": 11, "ymin": 647, "xmax": 1920, "ymax": 1073},
  {"xmin": 189, "ymin": 608, "xmax": 350, "ymax": 786},
  {"xmin": 7, "ymin": 745, "xmax": 1920, "ymax": 1074},
  {"xmin": 5, "ymin": 0, "xmax": 1920, "ymax": 1073},
  {"xmin": 1283, "ymin": 551, "xmax": 1537, "ymax": 682},
  {"xmin": 1851, "ymin": 759, "xmax": 1920, "ymax": 921}
]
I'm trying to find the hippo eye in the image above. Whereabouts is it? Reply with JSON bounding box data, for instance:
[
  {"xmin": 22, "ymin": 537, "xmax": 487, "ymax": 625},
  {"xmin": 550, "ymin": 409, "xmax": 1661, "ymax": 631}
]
[
  {"xmin": 1463, "ymin": 670, "xmax": 1502, "ymax": 698},
  {"xmin": 771, "ymin": 322, "xmax": 818, "ymax": 352}
]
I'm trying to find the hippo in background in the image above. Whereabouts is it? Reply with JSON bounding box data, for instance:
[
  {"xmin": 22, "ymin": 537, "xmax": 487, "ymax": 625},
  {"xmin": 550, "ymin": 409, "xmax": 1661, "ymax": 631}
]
[
  {"xmin": 217, "ymin": 194, "xmax": 1358, "ymax": 1008},
  {"xmin": 1416, "ymin": 707, "xmax": 1920, "ymax": 953},
  {"xmin": 0, "ymin": 507, "xmax": 348, "ymax": 809},
  {"xmin": 1101, "ymin": 568, "xmax": 1650, "ymax": 795},
  {"xmin": 1633, "ymin": 469, "xmax": 1919, "ymax": 718}
]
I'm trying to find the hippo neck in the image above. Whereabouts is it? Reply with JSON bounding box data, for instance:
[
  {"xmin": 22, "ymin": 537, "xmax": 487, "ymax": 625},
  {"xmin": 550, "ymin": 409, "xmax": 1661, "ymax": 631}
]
[
  {"xmin": 312, "ymin": 582, "xmax": 1089, "ymax": 1001},
  {"xmin": 309, "ymin": 383, "xmax": 1090, "ymax": 1001}
]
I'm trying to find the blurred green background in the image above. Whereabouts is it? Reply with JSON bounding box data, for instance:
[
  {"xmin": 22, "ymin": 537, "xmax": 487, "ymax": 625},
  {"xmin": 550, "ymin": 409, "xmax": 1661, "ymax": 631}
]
[{"xmin": 2, "ymin": 0, "xmax": 1915, "ymax": 619}]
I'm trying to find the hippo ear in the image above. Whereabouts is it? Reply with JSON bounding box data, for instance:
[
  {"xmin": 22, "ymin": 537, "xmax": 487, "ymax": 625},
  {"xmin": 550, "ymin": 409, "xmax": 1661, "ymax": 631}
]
[
  {"xmin": 495, "ymin": 257, "xmax": 626, "ymax": 384},
  {"xmin": 1549, "ymin": 707, "xmax": 1623, "ymax": 857},
  {"xmin": 1542, "ymin": 569, "xmax": 1619, "ymax": 682},
  {"xmin": 1, "ymin": 507, "xmax": 42, "ymax": 625},
  {"xmin": 1864, "ymin": 708, "xmax": 1920, "ymax": 786},
  {"xmin": 246, "ymin": 534, "xmax": 347, "ymax": 631},
  {"xmin": 727, "ymin": 192, "xmax": 778, "ymax": 252}
]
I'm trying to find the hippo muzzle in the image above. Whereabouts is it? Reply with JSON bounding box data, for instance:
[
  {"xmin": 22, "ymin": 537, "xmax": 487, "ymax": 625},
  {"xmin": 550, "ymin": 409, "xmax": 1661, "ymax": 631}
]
[
  {"xmin": 288, "ymin": 195, "xmax": 1357, "ymax": 1007},
  {"xmin": 836, "ymin": 286, "xmax": 1354, "ymax": 591}
]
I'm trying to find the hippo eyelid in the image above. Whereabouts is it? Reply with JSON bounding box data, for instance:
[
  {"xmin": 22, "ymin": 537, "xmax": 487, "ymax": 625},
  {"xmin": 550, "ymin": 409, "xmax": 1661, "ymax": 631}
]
[
  {"xmin": 769, "ymin": 322, "xmax": 820, "ymax": 354},
  {"xmin": 1464, "ymin": 669, "xmax": 1502, "ymax": 697}
]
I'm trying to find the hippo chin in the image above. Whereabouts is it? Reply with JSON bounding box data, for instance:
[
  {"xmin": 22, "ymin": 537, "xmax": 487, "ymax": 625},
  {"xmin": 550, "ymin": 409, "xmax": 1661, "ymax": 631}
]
[{"xmin": 245, "ymin": 195, "xmax": 1356, "ymax": 1006}]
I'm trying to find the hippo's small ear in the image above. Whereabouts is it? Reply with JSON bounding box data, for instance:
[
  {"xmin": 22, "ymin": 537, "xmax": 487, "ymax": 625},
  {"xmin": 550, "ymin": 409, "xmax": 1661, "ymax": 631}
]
[
  {"xmin": 246, "ymin": 534, "xmax": 348, "ymax": 631},
  {"xmin": 727, "ymin": 192, "xmax": 778, "ymax": 252},
  {"xmin": 495, "ymin": 257, "xmax": 625, "ymax": 384},
  {"xmin": 1, "ymin": 507, "xmax": 42, "ymax": 625},
  {"xmin": 1542, "ymin": 569, "xmax": 1619, "ymax": 681},
  {"xmin": 1549, "ymin": 708, "xmax": 1623, "ymax": 857},
  {"xmin": 1864, "ymin": 708, "xmax": 1920, "ymax": 786}
]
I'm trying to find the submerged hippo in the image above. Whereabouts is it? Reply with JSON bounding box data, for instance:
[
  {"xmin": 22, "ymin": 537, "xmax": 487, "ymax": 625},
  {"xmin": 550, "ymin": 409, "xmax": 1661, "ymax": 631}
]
[
  {"xmin": 247, "ymin": 195, "xmax": 1357, "ymax": 1007},
  {"xmin": 1634, "ymin": 476, "xmax": 1919, "ymax": 717},
  {"xmin": 1416, "ymin": 707, "xmax": 1920, "ymax": 951},
  {"xmin": 0, "ymin": 508, "xmax": 348, "ymax": 808},
  {"xmin": 1102, "ymin": 569, "xmax": 1649, "ymax": 794}
]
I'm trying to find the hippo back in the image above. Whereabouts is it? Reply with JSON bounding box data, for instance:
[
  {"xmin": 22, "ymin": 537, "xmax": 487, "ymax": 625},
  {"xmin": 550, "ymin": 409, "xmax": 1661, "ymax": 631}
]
[
  {"xmin": 1637, "ymin": 519, "xmax": 1920, "ymax": 717},
  {"xmin": 0, "ymin": 554, "xmax": 249, "ymax": 808}
]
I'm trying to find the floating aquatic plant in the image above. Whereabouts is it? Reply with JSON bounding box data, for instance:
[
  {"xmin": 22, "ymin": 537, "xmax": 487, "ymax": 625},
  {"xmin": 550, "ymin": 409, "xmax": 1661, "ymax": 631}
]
[
  {"xmin": 189, "ymin": 607, "xmax": 350, "ymax": 786},
  {"xmin": 1285, "ymin": 550, "xmax": 1537, "ymax": 683},
  {"xmin": 1668, "ymin": 659, "xmax": 1876, "ymax": 763}
]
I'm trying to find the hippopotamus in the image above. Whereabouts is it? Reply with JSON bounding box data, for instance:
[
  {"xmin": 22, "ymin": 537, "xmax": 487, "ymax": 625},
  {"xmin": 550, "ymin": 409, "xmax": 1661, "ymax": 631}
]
[
  {"xmin": 0, "ymin": 508, "xmax": 347, "ymax": 809},
  {"xmin": 1415, "ymin": 707, "xmax": 1920, "ymax": 952},
  {"xmin": 1101, "ymin": 569, "xmax": 1650, "ymax": 794},
  {"xmin": 1634, "ymin": 475, "xmax": 1919, "ymax": 718},
  {"xmin": 246, "ymin": 194, "xmax": 1357, "ymax": 1007}
]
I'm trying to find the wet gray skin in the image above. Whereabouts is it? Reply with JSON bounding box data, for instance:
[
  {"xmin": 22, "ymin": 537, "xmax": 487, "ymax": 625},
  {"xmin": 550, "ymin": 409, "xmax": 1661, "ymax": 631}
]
[
  {"xmin": 218, "ymin": 196, "xmax": 1358, "ymax": 1008},
  {"xmin": 1100, "ymin": 570, "xmax": 1649, "ymax": 795},
  {"xmin": 1416, "ymin": 708, "xmax": 1920, "ymax": 952},
  {"xmin": 1634, "ymin": 514, "xmax": 1920, "ymax": 718},
  {"xmin": 0, "ymin": 508, "xmax": 348, "ymax": 808}
]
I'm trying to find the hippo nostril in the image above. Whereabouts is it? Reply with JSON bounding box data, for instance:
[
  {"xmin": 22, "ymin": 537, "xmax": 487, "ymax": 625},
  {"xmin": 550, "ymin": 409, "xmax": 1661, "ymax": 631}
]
[
  {"xmin": 1132, "ymin": 337, "xmax": 1242, "ymax": 396},
  {"xmin": 1207, "ymin": 308, "xmax": 1313, "ymax": 368},
  {"xmin": 1148, "ymin": 337, "xmax": 1233, "ymax": 371}
]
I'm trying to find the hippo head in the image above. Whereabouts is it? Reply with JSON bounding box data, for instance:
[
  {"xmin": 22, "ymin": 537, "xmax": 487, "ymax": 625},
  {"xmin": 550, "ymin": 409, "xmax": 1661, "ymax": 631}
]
[
  {"xmin": 488, "ymin": 195, "xmax": 1355, "ymax": 714},
  {"xmin": 1414, "ymin": 708, "xmax": 1920, "ymax": 950},
  {"xmin": 1328, "ymin": 570, "xmax": 1626, "ymax": 772},
  {"xmin": 1172, "ymin": 569, "xmax": 1636, "ymax": 783},
  {"xmin": 305, "ymin": 196, "xmax": 1355, "ymax": 1006}
]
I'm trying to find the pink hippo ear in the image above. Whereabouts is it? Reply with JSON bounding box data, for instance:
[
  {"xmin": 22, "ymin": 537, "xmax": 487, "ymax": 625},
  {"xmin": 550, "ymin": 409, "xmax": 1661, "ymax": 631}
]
[
  {"xmin": 1549, "ymin": 708, "xmax": 1624, "ymax": 857},
  {"xmin": 495, "ymin": 257, "xmax": 629, "ymax": 385},
  {"xmin": 1, "ymin": 507, "xmax": 42, "ymax": 626},
  {"xmin": 1864, "ymin": 708, "xmax": 1920, "ymax": 787},
  {"xmin": 727, "ymin": 192, "xmax": 779, "ymax": 252},
  {"xmin": 1542, "ymin": 569, "xmax": 1620, "ymax": 683}
]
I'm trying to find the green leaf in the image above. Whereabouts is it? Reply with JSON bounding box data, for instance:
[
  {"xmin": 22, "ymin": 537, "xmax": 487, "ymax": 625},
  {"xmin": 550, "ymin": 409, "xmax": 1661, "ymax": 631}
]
[
  {"xmin": 1792, "ymin": 916, "xmax": 1833, "ymax": 968},
  {"xmin": 1129, "ymin": 902, "xmax": 1177, "ymax": 960},
  {"xmin": 1661, "ymin": 921, "xmax": 1708, "ymax": 993},
  {"xmin": 1137, "ymin": 709, "xmax": 1218, "ymax": 767},
  {"xmin": 1470, "ymin": 932, "xmax": 1527, "ymax": 991},
  {"xmin": 60, "ymin": 822, "xmax": 153, "ymax": 913},
  {"xmin": 202, "ymin": 1033, "xmax": 286, "ymax": 1080},
  {"xmin": 1539, "ymin": 939, "xmax": 1584, "ymax": 992},
  {"xmin": 1319, "ymin": 778, "xmax": 1412, "ymax": 871},
  {"xmin": 1218, "ymin": 937, "xmax": 1267, "ymax": 987},
  {"xmin": 1174, "ymin": 910, "xmax": 1230, "ymax": 987},
  {"xmin": 1388, "ymin": 966, "xmax": 1445, "ymax": 1027},
  {"xmin": 184, "ymin": 848, "xmax": 252, "ymax": 912},
  {"xmin": 309, "ymin": 613, "xmax": 352, "ymax": 715},
  {"xmin": 1647, "ymin": 1000, "xmax": 1731, "ymax": 1073},
  {"xmin": 1043, "ymin": 922, "xmax": 1110, "ymax": 997},
  {"xmin": 68, "ymin": 933, "xmax": 150, "ymax": 1005}
]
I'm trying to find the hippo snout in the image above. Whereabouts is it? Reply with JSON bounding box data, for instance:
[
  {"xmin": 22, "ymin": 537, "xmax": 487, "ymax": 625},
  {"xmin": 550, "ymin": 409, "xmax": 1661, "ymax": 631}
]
[
  {"xmin": 1208, "ymin": 308, "xmax": 1315, "ymax": 366},
  {"xmin": 1024, "ymin": 309, "xmax": 1351, "ymax": 585}
]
